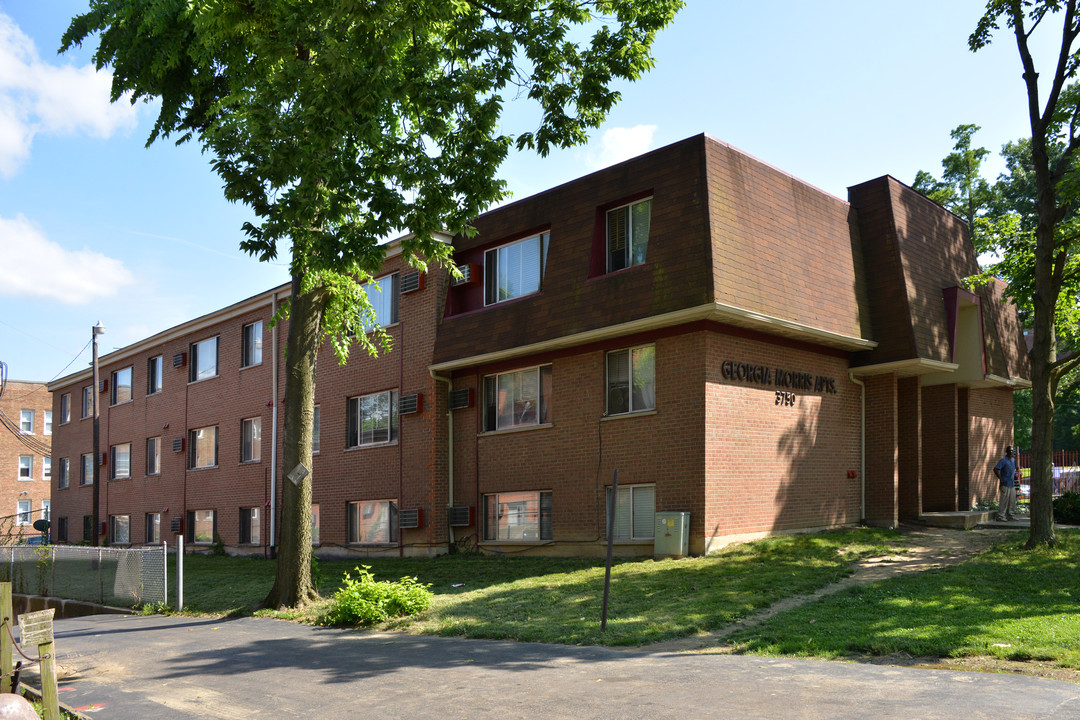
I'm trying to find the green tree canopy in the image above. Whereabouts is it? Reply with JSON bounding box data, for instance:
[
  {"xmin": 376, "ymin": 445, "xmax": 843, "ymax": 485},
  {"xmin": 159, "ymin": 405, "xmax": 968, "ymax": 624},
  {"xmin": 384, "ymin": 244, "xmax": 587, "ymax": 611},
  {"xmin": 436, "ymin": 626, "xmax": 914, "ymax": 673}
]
[{"xmin": 62, "ymin": 0, "xmax": 683, "ymax": 606}]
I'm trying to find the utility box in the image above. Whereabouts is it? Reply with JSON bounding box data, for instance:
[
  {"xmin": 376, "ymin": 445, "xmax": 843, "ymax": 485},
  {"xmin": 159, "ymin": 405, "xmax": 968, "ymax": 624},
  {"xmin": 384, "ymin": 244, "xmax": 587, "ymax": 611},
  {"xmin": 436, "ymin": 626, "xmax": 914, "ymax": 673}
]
[{"xmin": 653, "ymin": 512, "xmax": 690, "ymax": 558}]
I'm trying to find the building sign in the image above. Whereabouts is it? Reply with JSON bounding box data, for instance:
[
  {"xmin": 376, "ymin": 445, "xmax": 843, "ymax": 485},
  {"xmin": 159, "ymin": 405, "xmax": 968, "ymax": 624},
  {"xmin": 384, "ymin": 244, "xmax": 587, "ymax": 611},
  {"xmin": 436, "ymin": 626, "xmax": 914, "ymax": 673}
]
[{"xmin": 720, "ymin": 360, "xmax": 837, "ymax": 394}]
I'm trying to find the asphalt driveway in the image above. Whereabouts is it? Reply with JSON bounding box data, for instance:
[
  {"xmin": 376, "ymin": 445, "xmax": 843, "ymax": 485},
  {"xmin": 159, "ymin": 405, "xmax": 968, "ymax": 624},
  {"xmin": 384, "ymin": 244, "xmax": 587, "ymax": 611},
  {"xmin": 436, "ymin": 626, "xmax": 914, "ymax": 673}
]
[{"xmin": 26, "ymin": 614, "xmax": 1080, "ymax": 719}]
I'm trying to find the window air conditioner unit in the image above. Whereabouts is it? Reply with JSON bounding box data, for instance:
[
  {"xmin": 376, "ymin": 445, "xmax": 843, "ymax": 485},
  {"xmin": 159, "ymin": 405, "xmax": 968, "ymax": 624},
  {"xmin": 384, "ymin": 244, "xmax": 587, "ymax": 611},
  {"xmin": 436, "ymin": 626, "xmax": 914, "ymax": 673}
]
[
  {"xmin": 448, "ymin": 388, "xmax": 473, "ymax": 410},
  {"xmin": 399, "ymin": 393, "xmax": 423, "ymax": 415},
  {"xmin": 173, "ymin": 352, "xmax": 187, "ymax": 368},
  {"xmin": 450, "ymin": 263, "xmax": 480, "ymax": 287},
  {"xmin": 399, "ymin": 508, "xmax": 423, "ymax": 529},
  {"xmin": 172, "ymin": 437, "xmax": 185, "ymax": 453},
  {"xmin": 400, "ymin": 271, "xmax": 424, "ymax": 294},
  {"xmin": 448, "ymin": 506, "xmax": 474, "ymax": 527}
]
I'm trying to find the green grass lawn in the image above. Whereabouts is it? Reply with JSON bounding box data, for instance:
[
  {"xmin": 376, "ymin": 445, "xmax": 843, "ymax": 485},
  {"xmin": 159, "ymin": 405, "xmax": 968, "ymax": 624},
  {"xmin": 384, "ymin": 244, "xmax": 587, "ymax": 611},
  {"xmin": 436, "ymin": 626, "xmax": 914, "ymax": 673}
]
[
  {"xmin": 724, "ymin": 529, "xmax": 1080, "ymax": 668},
  {"xmin": 177, "ymin": 528, "xmax": 901, "ymax": 646}
]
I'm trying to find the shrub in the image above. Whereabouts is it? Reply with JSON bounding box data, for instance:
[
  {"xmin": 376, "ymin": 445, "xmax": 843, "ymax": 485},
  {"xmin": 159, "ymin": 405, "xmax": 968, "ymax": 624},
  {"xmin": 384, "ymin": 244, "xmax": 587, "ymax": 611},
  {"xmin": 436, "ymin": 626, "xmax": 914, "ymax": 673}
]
[
  {"xmin": 322, "ymin": 565, "xmax": 432, "ymax": 626},
  {"xmin": 1053, "ymin": 492, "xmax": 1080, "ymax": 524}
]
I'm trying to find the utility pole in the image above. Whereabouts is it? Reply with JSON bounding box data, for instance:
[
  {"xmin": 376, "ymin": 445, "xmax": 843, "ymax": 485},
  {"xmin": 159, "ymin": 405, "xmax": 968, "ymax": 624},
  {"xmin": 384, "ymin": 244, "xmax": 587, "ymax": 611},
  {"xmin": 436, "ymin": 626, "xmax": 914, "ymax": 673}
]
[{"xmin": 91, "ymin": 321, "xmax": 105, "ymax": 547}]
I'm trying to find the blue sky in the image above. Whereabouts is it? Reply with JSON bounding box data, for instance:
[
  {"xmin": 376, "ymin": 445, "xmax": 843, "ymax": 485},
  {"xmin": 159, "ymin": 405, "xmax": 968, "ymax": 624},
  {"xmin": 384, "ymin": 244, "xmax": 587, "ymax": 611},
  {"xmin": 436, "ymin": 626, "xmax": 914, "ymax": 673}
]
[{"xmin": 0, "ymin": 1, "xmax": 1061, "ymax": 382}]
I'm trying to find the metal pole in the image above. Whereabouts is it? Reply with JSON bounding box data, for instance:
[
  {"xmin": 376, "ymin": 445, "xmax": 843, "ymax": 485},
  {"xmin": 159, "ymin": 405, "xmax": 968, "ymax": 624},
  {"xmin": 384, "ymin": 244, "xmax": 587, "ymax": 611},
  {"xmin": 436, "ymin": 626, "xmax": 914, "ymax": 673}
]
[
  {"xmin": 91, "ymin": 322, "xmax": 105, "ymax": 547},
  {"xmin": 176, "ymin": 534, "xmax": 184, "ymax": 611},
  {"xmin": 161, "ymin": 541, "xmax": 167, "ymax": 608},
  {"xmin": 601, "ymin": 469, "xmax": 619, "ymax": 632}
]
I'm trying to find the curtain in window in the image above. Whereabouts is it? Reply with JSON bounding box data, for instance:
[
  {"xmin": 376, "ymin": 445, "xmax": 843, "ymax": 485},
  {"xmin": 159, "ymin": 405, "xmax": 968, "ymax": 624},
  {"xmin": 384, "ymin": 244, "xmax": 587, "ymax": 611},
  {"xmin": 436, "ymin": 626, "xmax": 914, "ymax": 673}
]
[
  {"xmin": 631, "ymin": 199, "xmax": 651, "ymax": 266},
  {"xmin": 631, "ymin": 346, "xmax": 656, "ymax": 411},
  {"xmin": 607, "ymin": 350, "xmax": 630, "ymax": 414}
]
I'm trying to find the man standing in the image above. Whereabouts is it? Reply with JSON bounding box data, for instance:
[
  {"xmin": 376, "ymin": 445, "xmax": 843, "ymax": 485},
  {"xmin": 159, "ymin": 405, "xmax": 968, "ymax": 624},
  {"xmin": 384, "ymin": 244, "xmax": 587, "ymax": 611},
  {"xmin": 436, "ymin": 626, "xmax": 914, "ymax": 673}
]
[{"xmin": 994, "ymin": 445, "xmax": 1019, "ymax": 522}]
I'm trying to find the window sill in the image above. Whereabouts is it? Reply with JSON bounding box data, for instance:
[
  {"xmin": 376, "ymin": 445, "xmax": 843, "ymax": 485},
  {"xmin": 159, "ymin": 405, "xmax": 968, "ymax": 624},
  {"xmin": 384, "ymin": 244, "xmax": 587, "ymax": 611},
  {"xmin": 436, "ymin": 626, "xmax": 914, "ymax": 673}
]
[
  {"xmin": 478, "ymin": 423, "xmax": 554, "ymax": 438},
  {"xmin": 109, "ymin": 476, "xmax": 132, "ymax": 482},
  {"xmin": 147, "ymin": 390, "xmax": 162, "ymax": 397},
  {"xmin": 239, "ymin": 362, "xmax": 263, "ymax": 372},
  {"xmin": 188, "ymin": 374, "xmax": 221, "ymax": 386},
  {"xmin": 110, "ymin": 399, "xmax": 133, "ymax": 408},
  {"xmin": 344, "ymin": 441, "xmax": 398, "ymax": 452},
  {"xmin": 145, "ymin": 473, "xmax": 161, "ymax": 479},
  {"xmin": 601, "ymin": 409, "xmax": 657, "ymax": 422},
  {"xmin": 239, "ymin": 460, "xmax": 263, "ymax": 466},
  {"xmin": 17, "ymin": 478, "xmax": 33, "ymax": 482},
  {"xmin": 189, "ymin": 465, "xmax": 219, "ymax": 471}
]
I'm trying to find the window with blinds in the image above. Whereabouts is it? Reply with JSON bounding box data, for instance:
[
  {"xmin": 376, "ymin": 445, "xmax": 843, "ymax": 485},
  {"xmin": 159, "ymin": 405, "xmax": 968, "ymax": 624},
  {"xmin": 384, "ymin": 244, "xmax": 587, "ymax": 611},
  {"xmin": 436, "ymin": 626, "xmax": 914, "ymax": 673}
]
[
  {"xmin": 606, "ymin": 198, "xmax": 652, "ymax": 272},
  {"xmin": 607, "ymin": 484, "xmax": 656, "ymax": 540}
]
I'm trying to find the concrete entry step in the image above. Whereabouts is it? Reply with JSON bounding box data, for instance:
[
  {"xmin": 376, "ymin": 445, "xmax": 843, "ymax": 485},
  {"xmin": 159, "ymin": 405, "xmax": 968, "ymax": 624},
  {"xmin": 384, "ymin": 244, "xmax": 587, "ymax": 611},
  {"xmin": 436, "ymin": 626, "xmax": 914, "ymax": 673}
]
[{"xmin": 917, "ymin": 511, "xmax": 996, "ymax": 529}]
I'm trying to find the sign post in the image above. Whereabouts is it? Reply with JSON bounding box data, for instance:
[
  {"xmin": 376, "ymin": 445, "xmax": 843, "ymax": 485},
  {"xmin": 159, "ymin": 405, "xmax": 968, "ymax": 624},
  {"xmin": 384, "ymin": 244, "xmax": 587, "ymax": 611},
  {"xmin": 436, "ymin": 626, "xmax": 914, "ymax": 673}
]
[
  {"xmin": 0, "ymin": 582, "xmax": 11, "ymax": 693},
  {"xmin": 19, "ymin": 608, "xmax": 59, "ymax": 720}
]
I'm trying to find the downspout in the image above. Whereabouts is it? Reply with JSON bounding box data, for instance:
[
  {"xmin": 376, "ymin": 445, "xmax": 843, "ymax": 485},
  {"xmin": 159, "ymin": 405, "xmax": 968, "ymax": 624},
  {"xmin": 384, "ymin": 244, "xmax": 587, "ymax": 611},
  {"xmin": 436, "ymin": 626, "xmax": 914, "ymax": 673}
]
[
  {"xmin": 270, "ymin": 291, "xmax": 279, "ymax": 558},
  {"xmin": 848, "ymin": 371, "xmax": 866, "ymax": 524},
  {"xmin": 430, "ymin": 369, "xmax": 454, "ymax": 548}
]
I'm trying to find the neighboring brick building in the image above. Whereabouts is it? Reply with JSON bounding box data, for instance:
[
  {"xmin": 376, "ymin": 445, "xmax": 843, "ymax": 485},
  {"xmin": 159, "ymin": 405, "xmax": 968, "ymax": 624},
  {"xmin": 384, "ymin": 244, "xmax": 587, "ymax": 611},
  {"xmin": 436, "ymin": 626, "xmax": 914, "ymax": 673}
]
[
  {"xmin": 48, "ymin": 134, "xmax": 1029, "ymax": 557},
  {"xmin": 0, "ymin": 379, "xmax": 52, "ymax": 542}
]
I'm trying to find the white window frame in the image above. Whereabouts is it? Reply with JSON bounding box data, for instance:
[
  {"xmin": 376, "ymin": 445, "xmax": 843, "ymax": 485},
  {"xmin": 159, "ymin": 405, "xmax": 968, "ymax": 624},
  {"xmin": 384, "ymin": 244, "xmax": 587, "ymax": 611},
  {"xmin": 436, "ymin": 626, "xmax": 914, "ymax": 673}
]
[
  {"xmin": 60, "ymin": 393, "xmax": 70, "ymax": 424},
  {"xmin": 483, "ymin": 491, "xmax": 553, "ymax": 542},
  {"xmin": 42, "ymin": 456, "xmax": 51, "ymax": 482},
  {"xmin": 606, "ymin": 197, "xmax": 652, "ymax": 272},
  {"xmin": 44, "ymin": 411, "xmax": 52, "ymax": 436},
  {"xmin": 110, "ymin": 443, "xmax": 132, "ymax": 480},
  {"xmin": 146, "ymin": 513, "xmax": 161, "ymax": 544},
  {"xmin": 18, "ymin": 455, "xmax": 32, "ymax": 480},
  {"xmin": 146, "ymin": 437, "xmax": 161, "ymax": 476},
  {"xmin": 241, "ymin": 417, "xmax": 262, "ymax": 463},
  {"xmin": 19, "ymin": 410, "xmax": 33, "ymax": 433},
  {"xmin": 484, "ymin": 233, "xmax": 548, "ymax": 306},
  {"xmin": 147, "ymin": 355, "xmax": 163, "ymax": 395},
  {"xmin": 16, "ymin": 500, "xmax": 31, "ymax": 526},
  {"xmin": 189, "ymin": 426, "xmax": 218, "ymax": 469},
  {"xmin": 346, "ymin": 390, "xmax": 398, "ymax": 447},
  {"xmin": 42, "ymin": 499, "xmax": 50, "ymax": 522},
  {"xmin": 189, "ymin": 336, "xmax": 219, "ymax": 383},
  {"xmin": 346, "ymin": 500, "xmax": 398, "ymax": 544},
  {"xmin": 190, "ymin": 509, "xmax": 216, "ymax": 544},
  {"xmin": 360, "ymin": 274, "xmax": 399, "ymax": 330},
  {"xmin": 110, "ymin": 514, "xmax": 131, "ymax": 545},
  {"xmin": 242, "ymin": 321, "xmax": 263, "ymax": 367},
  {"xmin": 58, "ymin": 458, "xmax": 70, "ymax": 490},
  {"xmin": 240, "ymin": 507, "xmax": 261, "ymax": 545},
  {"xmin": 605, "ymin": 345, "xmax": 656, "ymax": 415},
  {"xmin": 482, "ymin": 365, "xmax": 552, "ymax": 432},
  {"xmin": 111, "ymin": 366, "xmax": 133, "ymax": 405},
  {"xmin": 80, "ymin": 453, "xmax": 93, "ymax": 486},
  {"xmin": 606, "ymin": 483, "xmax": 656, "ymax": 540}
]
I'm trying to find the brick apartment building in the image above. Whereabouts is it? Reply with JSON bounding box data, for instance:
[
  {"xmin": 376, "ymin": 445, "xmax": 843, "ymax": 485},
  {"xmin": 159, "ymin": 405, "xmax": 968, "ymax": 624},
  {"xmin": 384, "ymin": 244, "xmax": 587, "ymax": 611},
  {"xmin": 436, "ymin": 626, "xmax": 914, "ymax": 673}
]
[
  {"xmin": 0, "ymin": 379, "xmax": 52, "ymax": 542},
  {"xmin": 48, "ymin": 134, "xmax": 1029, "ymax": 557}
]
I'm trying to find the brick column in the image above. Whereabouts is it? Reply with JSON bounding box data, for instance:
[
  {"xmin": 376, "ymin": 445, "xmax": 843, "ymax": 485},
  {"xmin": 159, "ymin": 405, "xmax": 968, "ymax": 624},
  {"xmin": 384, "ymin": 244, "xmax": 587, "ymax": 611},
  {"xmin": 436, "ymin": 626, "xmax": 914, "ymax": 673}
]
[
  {"xmin": 921, "ymin": 384, "xmax": 959, "ymax": 512},
  {"xmin": 898, "ymin": 376, "xmax": 922, "ymax": 521},
  {"xmin": 864, "ymin": 373, "xmax": 898, "ymax": 528}
]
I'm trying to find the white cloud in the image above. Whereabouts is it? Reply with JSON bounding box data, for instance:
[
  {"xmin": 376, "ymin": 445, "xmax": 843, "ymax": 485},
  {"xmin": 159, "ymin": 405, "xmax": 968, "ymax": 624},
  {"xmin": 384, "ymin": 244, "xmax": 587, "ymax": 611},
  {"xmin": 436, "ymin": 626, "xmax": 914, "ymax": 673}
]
[
  {"xmin": 583, "ymin": 125, "xmax": 659, "ymax": 170},
  {"xmin": 0, "ymin": 214, "xmax": 135, "ymax": 304},
  {"xmin": 0, "ymin": 13, "xmax": 138, "ymax": 177}
]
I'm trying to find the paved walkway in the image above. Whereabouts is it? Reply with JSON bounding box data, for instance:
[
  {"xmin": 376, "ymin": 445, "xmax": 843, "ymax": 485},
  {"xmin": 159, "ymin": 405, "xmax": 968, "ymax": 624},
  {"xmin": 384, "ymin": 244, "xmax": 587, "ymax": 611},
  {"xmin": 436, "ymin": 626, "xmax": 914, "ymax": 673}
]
[{"xmin": 30, "ymin": 614, "xmax": 1080, "ymax": 719}]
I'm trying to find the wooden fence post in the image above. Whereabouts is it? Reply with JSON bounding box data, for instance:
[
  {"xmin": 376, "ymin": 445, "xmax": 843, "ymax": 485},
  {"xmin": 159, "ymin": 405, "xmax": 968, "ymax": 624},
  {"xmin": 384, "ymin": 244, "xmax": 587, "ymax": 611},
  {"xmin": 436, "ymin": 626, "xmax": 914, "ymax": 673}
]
[
  {"xmin": 19, "ymin": 609, "xmax": 58, "ymax": 720},
  {"xmin": 0, "ymin": 582, "xmax": 11, "ymax": 693}
]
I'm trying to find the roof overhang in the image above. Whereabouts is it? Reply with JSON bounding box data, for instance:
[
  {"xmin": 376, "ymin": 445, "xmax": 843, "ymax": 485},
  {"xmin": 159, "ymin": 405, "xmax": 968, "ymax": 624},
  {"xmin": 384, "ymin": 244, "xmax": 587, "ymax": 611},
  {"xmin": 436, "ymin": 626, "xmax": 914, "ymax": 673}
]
[{"xmin": 431, "ymin": 301, "xmax": 876, "ymax": 373}]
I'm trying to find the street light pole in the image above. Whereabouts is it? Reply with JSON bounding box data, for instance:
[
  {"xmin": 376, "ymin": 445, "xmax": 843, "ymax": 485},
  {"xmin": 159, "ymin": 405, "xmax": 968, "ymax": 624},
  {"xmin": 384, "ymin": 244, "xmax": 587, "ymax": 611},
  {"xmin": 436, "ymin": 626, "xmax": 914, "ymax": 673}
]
[{"xmin": 91, "ymin": 321, "xmax": 105, "ymax": 547}]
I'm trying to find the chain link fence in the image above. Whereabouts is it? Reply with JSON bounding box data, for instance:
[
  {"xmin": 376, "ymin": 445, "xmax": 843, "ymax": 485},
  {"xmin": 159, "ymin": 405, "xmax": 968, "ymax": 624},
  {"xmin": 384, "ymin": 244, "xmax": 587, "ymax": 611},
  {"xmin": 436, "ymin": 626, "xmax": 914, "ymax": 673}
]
[{"xmin": 0, "ymin": 545, "xmax": 167, "ymax": 608}]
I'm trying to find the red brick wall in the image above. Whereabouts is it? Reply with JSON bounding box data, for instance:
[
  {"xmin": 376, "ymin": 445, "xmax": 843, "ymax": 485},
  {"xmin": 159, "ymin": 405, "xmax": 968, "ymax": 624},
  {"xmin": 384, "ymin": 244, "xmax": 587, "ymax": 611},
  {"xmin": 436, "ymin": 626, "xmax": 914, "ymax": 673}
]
[
  {"xmin": 705, "ymin": 333, "xmax": 863, "ymax": 546},
  {"xmin": 1, "ymin": 380, "xmax": 52, "ymax": 542},
  {"xmin": 967, "ymin": 387, "xmax": 1015, "ymax": 507},
  {"xmin": 897, "ymin": 376, "xmax": 922, "ymax": 521},
  {"xmin": 863, "ymin": 373, "xmax": 898, "ymax": 527},
  {"xmin": 922, "ymin": 384, "xmax": 959, "ymax": 511}
]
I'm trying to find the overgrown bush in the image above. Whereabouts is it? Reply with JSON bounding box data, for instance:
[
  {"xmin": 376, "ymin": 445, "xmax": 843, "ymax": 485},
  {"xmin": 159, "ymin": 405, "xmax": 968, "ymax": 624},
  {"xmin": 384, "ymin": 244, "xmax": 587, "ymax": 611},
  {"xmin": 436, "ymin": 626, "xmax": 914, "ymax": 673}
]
[
  {"xmin": 322, "ymin": 565, "xmax": 432, "ymax": 626},
  {"xmin": 1053, "ymin": 492, "xmax": 1080, "ymax": 524}
]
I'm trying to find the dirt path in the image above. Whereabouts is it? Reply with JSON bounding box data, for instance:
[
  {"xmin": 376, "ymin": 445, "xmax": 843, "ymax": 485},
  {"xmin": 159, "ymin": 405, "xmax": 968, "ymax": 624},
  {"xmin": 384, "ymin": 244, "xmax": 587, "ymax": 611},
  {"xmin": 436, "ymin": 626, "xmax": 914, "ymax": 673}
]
[
  {"xmin": 637, "ymin": 525, "xmax": 1001, "ymax": 654},
  {"xmin": 633, "ymin": 524, "xmax": 1080, "ymax": 683}
]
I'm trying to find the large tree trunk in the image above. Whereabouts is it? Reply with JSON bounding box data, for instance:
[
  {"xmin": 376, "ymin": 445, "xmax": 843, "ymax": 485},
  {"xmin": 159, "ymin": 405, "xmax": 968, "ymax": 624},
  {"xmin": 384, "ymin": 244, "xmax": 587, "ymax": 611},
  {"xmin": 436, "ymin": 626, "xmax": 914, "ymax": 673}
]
[{"xmin": 264, "ymin": 273, "xmax": 324, "ymax": 609}]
